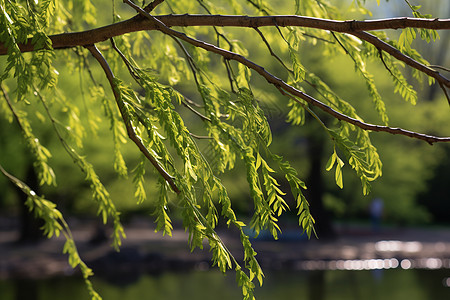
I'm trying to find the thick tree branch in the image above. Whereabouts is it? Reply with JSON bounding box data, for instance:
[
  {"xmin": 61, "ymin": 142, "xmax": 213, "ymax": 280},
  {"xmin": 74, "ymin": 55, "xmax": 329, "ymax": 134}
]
[
  {"xmin": 85, "ymin": 44, "xmax": 181, "ymax": 194},
  {"xmin": 3, "ymin": 10, "xmax": 449, "ymax": 143},
  {"xmin": 1, "ymin": 14, "xmax": 449, "ymax": 55},
  {"xmin": 1, "ymin": 14, "xmax": 448, "ymax": 89}
]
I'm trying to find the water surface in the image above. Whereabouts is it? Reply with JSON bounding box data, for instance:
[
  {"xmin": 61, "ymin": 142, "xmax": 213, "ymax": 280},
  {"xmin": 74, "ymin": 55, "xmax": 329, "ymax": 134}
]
[{"xmin": 1, "ymin": 268, "xmax": 450, "ymax": 300}]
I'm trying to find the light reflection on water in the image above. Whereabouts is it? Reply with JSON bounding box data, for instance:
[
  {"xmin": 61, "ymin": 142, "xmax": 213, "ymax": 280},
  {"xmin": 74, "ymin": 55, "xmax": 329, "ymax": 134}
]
[
  {"xmin": 444, "ymin": 277, "xmax": 450, "ymax": 287},
  {"xmin": 293, "ymin": 239, "xmax": 450, "ymax": 272},
  {"xmin": 299, "ymin": 258, "xmax": 399, "ymax": 271},
  {"xmin": 298, "ymin": 257, "xmax": 450, "ymax": 271},
  {"xmin": 375, "ymin": 240, "xmax": 423, "ymax": 253}
]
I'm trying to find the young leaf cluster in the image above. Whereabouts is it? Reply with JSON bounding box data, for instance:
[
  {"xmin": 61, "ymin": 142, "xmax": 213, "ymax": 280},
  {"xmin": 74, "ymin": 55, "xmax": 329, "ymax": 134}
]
[{"xmin": 0, "ymin": 164, "xmax": 101, "ymax": 300}]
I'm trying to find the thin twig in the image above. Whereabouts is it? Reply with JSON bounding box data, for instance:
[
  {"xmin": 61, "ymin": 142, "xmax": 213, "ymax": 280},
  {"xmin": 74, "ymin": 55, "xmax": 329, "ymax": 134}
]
[
  {"xmin": 376, "ymin": 47, "xmax": 415, "ymax": 95},
  {"xmin": 170, "ymin": 36, "xmax": 200, "ymax": 84},
  {"xmin": 429, "ymin": 65, "xmax": 450, "ymax": 73},
  {"xmin": 254, "ymin": 27, "xmax": 291, "ymax": 71},
  {"xmin": 184, "ymin": 96, "xmax": 204, "ymax": 108},
  {"xmin": 276, "ymin": 86, "xmax": 328, "ymax": 130},
  {"xmin": 377, "ymin": 48, "xmax": 395, "ymax": 78},
  {"xmin": 196, "ymin": 0, "xmax": 237, "ymax": 91},
  {"xmin": 302, "ymin": 32, "xmax": 335, "ymax": 44},
  {"xmin": 246, "ymin": 0, "xmax": 272, "ymax": 15},
  {"xmin": 181, "ymin": 98, "xmax": 211, "ymax": 122},
  {"xmin": 34, "ymin": 86, "xmax": 84, "ymax": 162},
  {"xmin": 85, "ymin": 44, "xmax": 181, "ymax": 194},
  {"xmin": 1, "ymin": 84, "xmax": 32, "ymax": 138},
  {"xmin": 110, "ymin": 38, "xmax": 141, "ymax": 81},
  {"xmin": 189, "ymin": 132, "xmax": 212, "ymax": 139},
  {"xmin": 439, "ymin": 82, "xmax": 450, "ymax": 106},
  {"xmin": 331, "ymin": 32, "xmax": 358, "ymax": 65},
  {"xmin": 143, "ymin": 0, "xmax": 166, "ymax": 12},
  {"xmin": 224, "ymin": 59, "xmax": 236, "ymax": 93},
  {"xmin": 197, "ymin": 0, "xmax": 234, "ymax": 49}
]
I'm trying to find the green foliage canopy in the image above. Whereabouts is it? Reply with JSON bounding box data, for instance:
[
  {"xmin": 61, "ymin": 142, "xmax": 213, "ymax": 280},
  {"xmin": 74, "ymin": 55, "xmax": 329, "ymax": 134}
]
[{"xmin": 1, "ymin": 0, "xmax": 449, "ymax": 299}]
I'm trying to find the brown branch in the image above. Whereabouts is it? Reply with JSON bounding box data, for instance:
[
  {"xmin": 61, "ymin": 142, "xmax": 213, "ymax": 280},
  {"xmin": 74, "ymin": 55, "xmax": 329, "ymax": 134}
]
[
  {"xmin": 3, "ymin": 9, "xmax": 450, "ymax": 143},
  {"xmin": 352, "ymin": 31, "xmax": 449, "ymax": 88},
  {"xmin": 85, "ymin": 44, "xmax": 181, "ymax": 194},
  {"xmin": 2, "ymin": 13, "xmax": 447, "ymax": 89},
  {"xmin": 1, "ymin": 15, "xmax": 449, "ymax": 55},
  {"xmin": 295, "ymin": 92, "xmax": 450, "ymax": 145},
  {"xmin": 123, "ymin": 2, "xmax": 450, "ymax": 145}
]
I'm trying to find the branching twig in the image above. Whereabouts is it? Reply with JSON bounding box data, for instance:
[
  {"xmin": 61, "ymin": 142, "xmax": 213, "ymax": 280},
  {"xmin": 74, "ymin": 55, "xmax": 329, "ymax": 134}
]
[
  {"xmin": 189, "ymin": 132, "xmax": 212, "ymax": 139},
  {"xmin": 196, "ymin": 0, "xmax": 234, "ymax": 49},
  {"xmin": 352, "ymin": 31, "xmax": 449, "ymax": 88},
  {"xmin": 143, "ymin": 0, "xmax": 165, "ymax": 12},
  {"xmin": 377, "ymin": 48, "xmax": 395, "ymax": 78},
  {"xmin": 254, "ymin": 27, "xmax": 291, "ymax": 71},
  {"xmin": 181, "ymin": 98, "xmax": 211, "ymax": 122},
  {"xmin": 331, "ymin": 32, "xmax": 358, "ymax": 65},
  {"xmin": 376, "ymin": 47, "xmax": 415, "ymax": 97},
  {"xmin": 196, "ymin": 0, "xmax": 237, "ymax": 91},
  {"xmin": 438, "ymin": 82, "xmax": 450, "ymax": 105},
  {"xmin": 184, "ymin": 96, "xmax": 204, "ymax": 108},
  {"xmin": 429, "ymin": 65, "xmax": 450, "ymax": 73},
  {"xmin": 110, "ymin": 38, "xmax": 141, "ymax": 82},
  {"xmin": 1, "ymin": 84, "xmax": 32, "ymax": 138}
]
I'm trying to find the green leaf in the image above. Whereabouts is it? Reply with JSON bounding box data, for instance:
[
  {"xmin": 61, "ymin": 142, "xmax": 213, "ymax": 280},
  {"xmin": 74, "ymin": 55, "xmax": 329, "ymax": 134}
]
[
  {"xmin": 325, "ymin": 152, "xmax": 336, "ymax": 171},
  {"xmin": 335, "ymin": 159, "xmax": 344, "ymax": 189}
]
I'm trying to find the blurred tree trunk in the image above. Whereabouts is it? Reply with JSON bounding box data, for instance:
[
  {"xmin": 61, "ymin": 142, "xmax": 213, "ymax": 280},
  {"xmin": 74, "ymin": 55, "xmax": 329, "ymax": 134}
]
[
  {"xmin": 307, "ymin": 270, "xmax": 325, "ymax": 300},
  {"xmin": 306, "ymin": 131, "xmax": 335, "ymax": 239},
  {"xmin": 16, "ymin": 164, "xmax": 43, "ymax": 243}
]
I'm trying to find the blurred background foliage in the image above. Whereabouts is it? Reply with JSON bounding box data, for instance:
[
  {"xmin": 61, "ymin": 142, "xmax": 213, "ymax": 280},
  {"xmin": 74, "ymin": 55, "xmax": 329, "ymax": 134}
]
[{"xmin": 0, "ymin": 0, "xmax": 449, "ymax": 235}]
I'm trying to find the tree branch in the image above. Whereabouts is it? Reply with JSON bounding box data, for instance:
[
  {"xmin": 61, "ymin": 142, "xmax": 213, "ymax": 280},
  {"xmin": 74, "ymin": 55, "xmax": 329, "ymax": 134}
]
[
  {"xmin": 85, "ymin": 44, "xmax": 181, "ymax": 194},
  {"xmin": 1, "ymin": 15, "xmax": 449, "ymax": 55},
  {"xmin": 143, "ymin": 0, "xmax": 166, "ymax": 13},
  {"xmin": 430, "ymin": 65, "xmax": 450, "ymax": 73},
  {"xmin": 122, "ymin": 2, "xmax": 450, "ymax": 145},
  {"xmin": 2, "ymin": 13, "xmax": 448, "ymax": 89},
  {"xmin": 352, "ymin": 31, "xmax": 449, "ymax": 88},
  {"xmin": 3, "ymin": 10, "xmax": 450, "ymax": 143}
]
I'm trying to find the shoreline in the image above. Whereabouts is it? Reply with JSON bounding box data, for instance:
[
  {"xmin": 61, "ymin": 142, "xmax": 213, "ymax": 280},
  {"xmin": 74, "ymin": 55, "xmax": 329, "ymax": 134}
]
[{"xmin": 1, "ymin": 218, "xmax": 450, "ymax": 280}]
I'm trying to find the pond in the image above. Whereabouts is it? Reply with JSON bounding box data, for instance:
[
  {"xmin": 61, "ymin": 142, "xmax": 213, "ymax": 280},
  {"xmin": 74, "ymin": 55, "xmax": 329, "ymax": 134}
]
[{"xmin": 1, "ymin": 268, "xmax": 450, "ymax": 300}]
